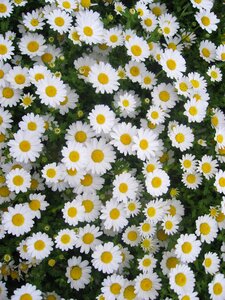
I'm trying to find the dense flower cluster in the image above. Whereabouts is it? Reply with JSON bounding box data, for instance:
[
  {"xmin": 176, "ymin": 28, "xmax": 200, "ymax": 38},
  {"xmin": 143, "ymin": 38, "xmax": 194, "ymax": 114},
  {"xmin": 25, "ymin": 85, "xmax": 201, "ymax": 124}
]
[{"xmin": 0, "ymin": 0, "xmax": 225, "ymax": 299}]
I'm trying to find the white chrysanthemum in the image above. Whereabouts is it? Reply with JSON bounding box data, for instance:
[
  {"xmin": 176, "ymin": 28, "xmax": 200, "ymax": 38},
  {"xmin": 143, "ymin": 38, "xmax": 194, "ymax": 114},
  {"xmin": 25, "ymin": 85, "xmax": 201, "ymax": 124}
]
[
  {"xmin": 88, "ymin": 104, "xmax": 116, "ymax": 134},
  {"xmin": 216, "ymin": 44, "xmax": 225, "ymax": 61},
  {"xmin": 207, "ymin": 65, "xmax": 222, "ymax": 82},
  {"xmin": 138, "ymin": 220, "xmax": 156, "ymax": 238},
  {"xmin": 141, "ymin": 12, "xmax": 158, "ymax": 33},
  {"xmin": 110, "ymin": 122, "xmax": 137, "ymax": 156},
  {"xmin": 195, "ymin": 215, "xmax": 218, "ymax": 243},
  {"xmin": 203, "ymin": 252, "xmax": 220, "ymax": 275},
  {"xmin": 175, "ymin": 233, "xmax": 201, "ymax": 263},
  {"xmin": 76, "ymin": 192, "xmax": 101, "ymax": 222},
  {"xmin": 22, "ymin": 9, "xmax": 45, "ymax": 31},
  {"xmin": 113, "ymin": 89, "xmax": 141, "ymax": 118},
  {"xmin": 184, "ymin": 99, "xmax": 208, "ymax": 123},
  {"xmin": 42, "ymin": 163, "xmax": 62, "ymax": 183},
  {"xmin": 135, "ymin": 271, "xmax": 161, "ymax": 300},
  {"xmin": 162, "ymin": 215, "xmax": 179, "ymax": 235},
  {"xmin": 57, "ymin": 0, "xmax": 77, "ymax": 12},
  {"xmin": 36, "ymin": 76, "xmax": 66, "ymax": 108},
  {"xmin": 141, "ymin": 69, "xmax": 157, "ymax": 90},
  {"xmin": 6, "ymin": 66, "xmax": 30, "ymax": 90},
  {"xmin": 58, "ymin": 84, "xmax": 78, "ymax": 115},
  {"xmin": 11, "ymin": 283, "xmax": 42, "ymax": 300},
  {"xmin": 180, "ymin": 153, "xmax": 197, "ymax": 173},
  {"xmin": 2, "ymin": 204, "xmax": 34, "ymax": 237},
  {"xmin": 0, "ymin": 35, "xmax": 14, "ymax": 61},
  {"xmin": 160, "ymin": 250, "xmax": 180, "ymax": 276},
  {"xmin": 125, "ymin": 36, "xmax": 149, "ymax": 62},
  {"xmin": 0, "ymin": 62, "xmax": 11, "ymax": 87},
  {"xmin": 158, "ymin": 13, "xmax": 179, "ymax": 37},
  {"xmin": 112, "ymin": 172, "xmax": 139, "ymax": 202},
  {"xmin": 27, "ymin": 232, "xmax": 53, "ymax": 260},
  {"xmin": 75, "ymin": 224, "xmax": 102, "ymax": 254},
  {"xmin": 0, "ymin": 0, "xmax": 13, "ymax": 18},
  {"xmin": 0, "ymin": 85, "xmax": 21, "ymax": 107},
  {"xmin": 46, "ymin": 8, "xmax": 72, "ymax": 34},
  {"xmin": 161, "ymin": 49, "xmax": 186, "ymax": 79},
  {"xmin": 92, "ymin": 242, "xmax": 122, "ymax": 274},
  {"xmin": 169, "ymin": 124, "xmax": 194, "ymax": 151},
  {"xmin": 104, "ymin": 27, "xmax": 124, "ymax": 48},
  {"xmin": 182, "ymin": 172, "xmax": 202, "ymax": 190},
  {"xmin": 100, "ymin": 198, "xmax": 128, "ymax": 231},
  {"xmin": 190, "ymin": 0, "xmax": 213, "ymax": 10},
  {"xmin": 125, "ymin": 199, "xmax": 141, "ymax": 217},
  {"xmin": 0, "ymin": 107, "xmax": 12, "ymax": 133},
  {"xmin": 138, "ymin": 254, "xmax": 157, "ymax": 273},
  {"xmin": 145, "ymin": 169, "xmax": 170, "ymax": 197},
  {"xmin": 197, "ymin": 155, "xmax": 218, "ymax": 179},
  {"xmin": 28, "ymin": 64, "xmax": 51, "ymax": 84},
  {"xmin": 74, "ymin": 55, "xmax": 96, "ymax": 81},
  {"xmin": 195, "ymin": 10, "xmax": 219, "ymax": 33},
  {"xmin": 66, "ymin": 256, "xmax": 91, "ymax": 291},
  {"xmin": 75, "ymin": 172, "xmax": 105, "ymax": 194},
  {"xmin": 6, "ymin": 168, "xmax": 31, "ymax": 194},
  {"xmin": 215, "ymin": 170, "xmax": 225, "ymax": 194},
  {"xmin": 101, "ymin": 274, "xmax": 124, "ymax": 300},
  {"xmin": 75, "ymin": 10, "xmax": 104, "ymax": 45},
  {"xmin": 28, "ymin": 193, "xmax": 48, "ymax": 219},
  {"xmin": 146, "ymin": 105, "xmax": 168, "ymax": 125},
  {"xmin": 88, "ymin": 62, "xmax": 119, "ymax": 94},
  {"xmin": 169, "ymin": 264, "xmax": 195, "ymax": 295},
  {"xmin": 199, "ymin": 40, "xmax": 216, "ymax": 62},
  {"xmin": 122, "ymin": 225, "xmax": 141, "ymax": 247},
  {"xmin": 55, "ymin": 229, "xmax": 77, "ymax": 251},
  {"xmin": 86, "ymin": 138, "xmax": 115, "ymax": 175},
  {"xmin": 19, "ymin": 33, "xmax": 47, "ymax": 58},
  {"xmin": 151, "ymin": 82, "xmax": 178, "ymax": 109},
  {"xmin": 62, "ymin": 200, "xmax": 85, "ymax": 226},
  {"xmin": 188, "ymin": 72, "xmax": 207, "ymax": 92},
  {"xmin": 65, "ymin": 121, "xmax": 95, "ymax": 145},
  {"xmin": 144, "ymin": 198, "xmax": 168, "ymax": 223},
  {"xmin": 175, "ymin": 76, "xmax": 191, "ymax": 97},
  {"xmin": 0, "ymin": 281, "xmax": 7, "ymax": 299},
  {"xmin": 61, "ymin": 141, "xmax": 87, "ymax": 170},
  {"xmin": 208, "ymin": 273, "xmax": 225, "ymax": 300}
]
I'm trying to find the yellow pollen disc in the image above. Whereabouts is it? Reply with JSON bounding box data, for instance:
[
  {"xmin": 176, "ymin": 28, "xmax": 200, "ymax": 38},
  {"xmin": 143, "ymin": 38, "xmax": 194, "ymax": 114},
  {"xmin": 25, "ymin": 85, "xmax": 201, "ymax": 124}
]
[
  {"xmin": 27, "ymin": 121, "xmax": 37, "ymax": 131},
  {"xmin": 128, "ymin": 202, "xmax": 136, "ymax": 211},
  {"xmin": 130, "ymin": 66, "xmax": 140, "ymax": 76},
  {"xmin": 168, "ymin": 43, "xmax": 177, "ymax": 50},
  {"xmin": 30, "ymin": 18, "xmax": 39, "ymax": 27},
  {"xmin": 120, "ymin": 133, "xmax": 131, "ymax": 145},
  {"xmin": 110, "ymin": 35, "xmax": 118, "ymax": 43},
  {"xmin": 61, "ymin": 234, "xmax": 71, "ymax": 244},
  {"xmin": 67, "ymin": 207, "xmax": 77, "ymax": 218},
  {"xmin": 131, "ymin": 45, "xmax": 142, "ymax": 57},
  {"xmin": 151, "ymin": 111, "xmax": 159, "ymax": 119},
  {"xmin": 140, "ymin": 278, "xmax": 152, "ymax": 291},
  {"xmin": 144, "ymin": 18, "xmax": 152, "ymax": 26},
  {"xmin": 122, "ymin": 99, "xmax": 129, "ymax": 107},
  {"xmin": 96, "ymin": 114, "xmax": 105, "ymax": 124},
  {"xmin": 142, "ymin": 223, "xmax": 150, "ymax": 232},
  {"xmin": 110, "ymin": 208, "xmax": 120, "ymax": 220},
  {"xmin": 179, "ymin": 82, "xmax": 188, "ymax": 91},
  {"xmin": 204, "ymin": 258, "xmax": 212, "ymax": 268},
  {"xmin": 152, "ymin": 6, "xmax": 161, "ymax": 16},
  {"xmin": 144, "ymin": 76, "xmax": 151, "ymax": 84},
  {"xmin": 181, "ymin": 296, "xmax": 190, "ymax": 300},
  {"xmin": 13, "ymin": 175, "xmax": 24, "ymax": 186},
  {"xmin": 75, "ymin": 131, "xmax": 87, "ymax": 143},
  {"xmin": 220, "ymin": 53, "xmax": 225, "ymax": 60},
  {"xmin": 80, "ymin": 65, "xmax": 90, "ymax": 77},
  {"xmin": 110, "ymin": 283, "xmax": 121, "ymax": 295},
  {"xmin": 22, "ymin": 97, "xmax": 32, "ymax": 106},
  {"xmin": 45, "ymin": 86, "xmax": 57, "ymax": 97},
  {"xmin": 147, "ymin": 207, "xmax": 156, "ymax": 217},
  {"xmin": 151, "ymin": 176, "xmax": 162, "ymax": 188},
  {"xmin": 127, "ymin": 231, "xmax": 137, "ymax": 241},
  {"xmin": 98, "ymin": 43, "xmax": 108, "ymax": 50},
  {"xmin": 202, "ymin": 48, "xmax": 210, "ymax": 57},
  {"xmin": 27, "ymin": 41, "xmax": 39, "ymax": 52},
  {"xmin": 69, "ymin": 151, "xmax": 80, "ymax": 162},
  {"xmin": 123, "ymin": 285, "xmax": 136, "ymax": 300},
  {"xmin": 80, "ymin": 174, "xmax": 93, "ymax": 186},
  {"xmin": 34, "ymin": 240, "xmax": 45, "ymax": 251},
  {"xmin": 166, "ymin": 257, "xmax": 179, "ymax": 269},
  {"xmin": 213, "ymin": 283, "xmax": 223, "ymax": 295},
  {"xmin": 12, "ymin": 213, "xmax": 25, "ymax": 226},
  {"xmin": 189, "ymin": 106, "xmax": 198, "ymax": 116},
  {"xmin": 157, "ymin": 229, "xmax": 168, "ymax": 241},
  {"xmin": 0, "ymin": 69, "xmax": 4, "ymax": 78},
  {"xmin": 199, "ymin": 222, "xmax": 210, "ymax": 235},
  {"xmin": 80, "ymin": 0, "xmax": 91, "ymax": 8},
  {"xmin": 19, "ymin": 140, "xmax": 31, "ymax": 152},
  {"xmin": 20, "ymin": 294, "xmax": 32, "ymax": 300},
  {"xmin": 91, "ymin": 149, "xmax": 104, "ymax": 163},
  {"xmin": 29, "ymin": 200, "xmax": 41, "ymax": 211},
  {"xmin": 142, "ymin": 258, "xmax": 151, "ymax": 266},
  {"xmin": 159, "ymin": 91, "xmax": 169, "ymax": 102},
  {"xmin": 139, "ymin": 139, "xmax": 148, "ymax": 150},
  {"xmin": 219, "ymin": 177, "xmax": 225, "ymax": 187},
  {"xmin": 181, "ymin": 242, "xmax": 192, "ymax": 254},
  {"xmin": 60, "ymin": 96, "xmax": 68, "ymax": 106},
  {"xmin": 119, "ymin": 183, "xmax": 128, "ymax": 193},
  {"xmin": 201, "ymin": 16, "xmax": 210, "ymax": 26},
  {"xmin": 0, "ymin": 186, "xmax": 10, "ymax": 197},
  {"xmin": 0, "ymin": 44, "xmax": 7, "ymax": 55},
  {"xmin": 83, "ymin": 26, "xmax": 93, "ymax": 36},
  {"xmin": 218, "ymin": 147, "xmax": 225, "ymax": 155},
  {"xmin": 201, "ymin": 162, "xmax": 211, "ymax": 173},
  {"xmin": 166, "ymin": 59, "xmax": 176, "ymax": 70},
  {"xmin": 164, "ymin": 27, "xmax": 170, "ymax": 34},
  {"xmin": 46, "ymin": 168, "xmax": 56, "ymax": 178},
  {"xmin": 0, "ymin": 133, "xmax": 5, "ymax": 142},
  {"xmin": 183, "ymin": 160, "xmax": 191, "ymax": 168},
  {"xmin": 0, "ymin": 4, "xmax": 7, "ymax": 13},
  {"xmin": 72, "ymin": 31, "xmax": 80, "ymax": 41},
  {"xmin": 2, "ymin": 87, "xmax": 14, "ymax": 98},
  {"xmin": 62, "ymin": 1, "xmax": 71, "ymax": 9},
  {"xmin": 82, "ymin": 233, "xmax": 94, "ymax": 244},
  {"xmin": 42, "ymin": 53, "xmax": 53, "ymax": 63},
  {"xmin": 101, "ymin": 251, "xmax": 113, "ymax": 263},
  {"xmin": 216, "ymin": 134, "xmax": 223, "ymax": 144},
  {"xmin": 186, "ymin": 174, "xmax": 196, "ymax": 184},
  {"xmin": 82, "ymin": 199, "xmax": 94, "ymax": 213},
  {"xmin": 216, "ymin": 212, "xmax": 225, "ymax": 223},
  {"xmin": 98, "ymin": 73, "xmax": 109, "ymax": 84},
  {"xmin": 146, "ymin": 164, "xmax": 155, "ymax": 173},
  {"xmin": 211, "ymin": 71, "xmax": 218, "ymax": 79},
  {"xmin": 70, "ymin": 266, "xmax": 82, "ymax": 280},
  {"xmin": 175, "ymin": 133, "xmax": 185, "ymax": 143},
  {"xmin": 15, "ymin": 74, "xmax": 25, "ymax": 85},
  {"xmin": 165, "ymin": 220, "xmax": 173, "ymax": 230},
  {"xmin": 190, "ymin": 79, "xmax": 200, "ymax": 88},
  {"xmin": 54, "ymin": 17, "xmax": 65, "ymax": 26},
  {"xmin": 175, "ymin": 273, "xmax": 187, "ymax": 286}
]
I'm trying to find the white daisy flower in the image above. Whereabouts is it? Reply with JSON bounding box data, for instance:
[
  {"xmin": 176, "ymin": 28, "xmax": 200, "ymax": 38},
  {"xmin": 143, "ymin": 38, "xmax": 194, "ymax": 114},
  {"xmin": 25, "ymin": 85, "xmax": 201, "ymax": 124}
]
[
  {"xmin": 125, "ymin": 60, "xmax": 146, "ymax": 83},
  {"xmin": 27, "ymin": 232, "xmax": 53, "ymax": 260},
  {"xmin": 146, "ymin": 105, "xmax": 168, "ymax": 125},
  {"xmin": 175, "ymin": 233, "xmax": 201, "ymax": 263},
  {"xmin": 169, "ymin": 264, "xmax": 195, "ymax": 295},
  {"xmin": 199, "ymin": 40, "xmax": 216, "ymax": 62},
  {"xmin": 134, "ymin": 271, "xmax": 161, "ymax": 300},
  {"xmin": 138, "ymin": 220, "xmax": 156, "ymax": 238},
  {"xmin": 22, "ymin": 9, "xmax": 45, "ymax": 31},
  {"xmin": 112, "ymin": 172, "xmax": 139, "ymax": 202},
  {"xmin": 145, "ymin": 169, "xmax": 170, "ymax": 197},
  {"xmin": 75, "ymin": 224, "xmax": 102, "ymax": 254},
  {"xmin": 28, "ymin": 193, "xmax": 48, "ymax": 219},
  {"xmin": 203, "ymin": 252, "xmax": 220, "ymax": 275},
  {"xmin": 19, "ymin": 113, "xmax": 45, "ymax": 136},
  {"xmin": 125, "ymin": 35, "xmax": 150, "ymax": 62},
  {"xmin": 61, "ymin": 141, "xmax": 87, "ymax": 171},
  {"xmin": 141, "ymin": 69, "xmax": 157, "ymax": 90},
  {"xmin": 92, "ymin": 242, "xmax": 122, "ymax": 274},
  {"xmin": 46, "ymin": 8, "xmax": 72, "ymax": 34},
  {"xmin": 122, "ymin": 225, "xmax": 141, "ymax": 247},
  {"xmin": 62, "ymin": 200, "xmax": 85, "ymax": 226},
  {"xmin": 75, "ymin": 172, "xmax": 104, "ymax": 194},
  {"xmin": 0, "ymin": 0, "xmax": 13, "ymax": 18},
  {"xmin": 0, "ymin": 35, "xmax": 14, "ymax": 61},
  {"xmin": 0, "ymin": 107, "xmax": 12, "ymax": 133},
  {"xmin": 160, "ymin": 250, "xmax": 180, "ymax": 276},
  {"xmin": 11, "ymin": 283, "xmax": 42, "ymax": 300},
  {"xmin": 113, "ymin": 89, "xmax": 141, "ymax": 118},
  {"xmin": 182, "ymin": 172, "xmax": 202, "ymax": 190},
  {"xmin": 195, "ymin": 215, "xmax": 218, "ymax": 243},
  {"xmin": 100, "ymin": 198, "xmax": 128, "ymax": 232},
  {"xmin": 180, "ymin": 153, "xmax": 197, "ymax": 173},
  {"xmin": 175, "ymin": 76, "xmax": 191, "ymax": 97},
  {"xmin": 144, "ymin": 198, "xmax": 168, "ymax": 223},
  {"xmin": 215, "ymin": 170, "xmax": 225, "ymax": 194},
  {"xmin": 138, "ymin": 254, "xmax": 157, "ymax": 273},
  {"xmin": 77, "ymin": 192, "xmax": 101, "ymax": 222},
  {"xmin": 125, "ymin": 199, "xmax": 141, "ymax": 217},
  {"xmin": 162, "ymin": 215, "xmax": 180, "ymax": 235},
  {"xmin": 158, "ymin": 13, "xmax": 179, "ymax": 37},
  {"xmin": 65, "ymin": 121, "xmax": 95, "ymax": 145},
  {"xmin": 184, "ymin": 98, "xmax": 208, "ymax": 123},
  {"xmin": 2, "ymin": 204, "xmax": 34, "ymax": 237},
  {"xmin": 6, "ymin": 168, "xmax": 31, "ymax": 194},
  {"xmin": 6, "ymin": 66, "xmax": 30, "ymax": 89},
  {"xmin": 0, "ymin": 85, "xmax": 20, "ymax": 108},
  {"xmin": 190, "ymin": 0, "xmax": 213, "ymax": 10},
  {"xmin": 216, "ymin": 44, "xmax": 225, "ymax": 61},
  {"xmin": 0, "ymin": 281, "xmax": 7, "ymax": 299},
  {"xmin": 88, "ymin": 62, "xmax": 119, "ymax": 94},
  {"xmin": 104, "ymin": 27, "xmax": 124, "ymax": 48},
  {"xmin": 42, "ymin": 163, "xmax": 62, "ymax": 184},
  {"xmin": 101, "ymin": 274, "xmax": 125, "ymax": 300},
  {"xmin": 169, "ymin": 124, "xmax": 194, "ymax": 151},
  {"xmin": 55, "ymin": 229, "xmax": 77, "ymax": 251},
  {"xmin": 141, "ymin": 12, "xmax": 158, "ymax": 33},
  {"xmin": 188, "ymin": 72, "xmax": 207, "ymax": 91},
  {"xmin": 151, "ymin": 82, "xmax": 178, "ymax": 109},
  {"xmin": 66, "ymin": 256, "xmax": 91, "ymax": 291},
  {"xmin": 161, "ymin": 49, "xmax": 186, "ymax": 79},
  {"xmin": 195, "ymin": 10, "xmax": 219, "ymax": 33},
  {"xmin": 208, "ymin": 273, "xmax": 225, "ymax": 300},
  {"xmin": 197, "ymin": 155, "xmax": 218, "ymax": 179},
  {"xmin": 0, "ymin": 62, "xmax": 11, "ymax": 87},
  {"xmin": 19, "ymin": 33, "xmax": 47, "ymax": 58},
  {"xmin": 28, "ymin": 64, "xmax": 51, "ymax": 84},
  {"xmin": 207, "ymin": 65, "xmax": 222, "ymax": 82}
]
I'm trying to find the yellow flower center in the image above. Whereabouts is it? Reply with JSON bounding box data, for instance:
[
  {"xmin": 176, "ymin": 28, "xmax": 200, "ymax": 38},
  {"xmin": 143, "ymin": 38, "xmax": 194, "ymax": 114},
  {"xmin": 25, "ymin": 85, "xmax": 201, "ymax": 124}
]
[
  {"xmin": 204, "ymin": 258, "xmax": 212, "ymax": 268},
  {"xmin": 211, "ymin": 71, "xmax": 218, "ymax": 79},
  {"xmin": 75, "ymin": 131, "xmax": 87, "ymax": 143},
  {"xmin": 216, "ymin": 212, "xmax": 225, "ymax": 223},
  {"xmin": 147, "ymin": 207, "xmax": 156, "ymax": 217},
  {"xmin": 29, "ymin": 200, "xmax": 41, "ymax": 211},
  {"xmin": 179, "ymin": 82, "xmax": 188, "ymax": 91},
  {"xmin": 190, "ymin": 79, "xmax": 200, "ymax": 88},
  {"xmin": 151, "ymin": 111, "xmax": 159, "ymax": 119},
  {"xmin": 127, "ymin": 231, "xmax": 137, "ymax": 241},
  {"xmin": 146, "ymin": 164, "xmax": 155, "ymax": 173},
  {"xmin": 80, "ymin": 174, "xmax": 93, "ymax": 186},
  {"xmin": 69, "ymin": 151, "xmax": 80, "ymax": 162},
  {"xmin": 54, "ymin": 17, "xmax": 65, "ymax": 27},
  {"xmin": 20, "ymin": 294, "xmax": 32, "ymax": 300},
  {"xmin": 128, "ymin": 202, "xmax": 136, "ymax": 211},
  {"xmin": 80, "ymin": 0, "xmax": 91, "ymax": 8},
  {"xmin": 110, "ymin": 283, "xmax": 121, "ymax": 295},
  {"xmin": 82, "ymin": 199, "xmax": 94, "ymax": 213},
  {"xmin": 139, "ymin": 139, "xmax": 148, "ymax": 150},
  {"xmin": 101, "ymin": 251, "xmax": 113, "ymax": 263},
  {"xmin": 181, "ymin": 241, "xmax": 192, "ymax": 254},
  {"xmin": 0, "ymin": 4, "xmax": 7, "ymax": 13},
  {"xmin": 143, "ymin": 76, "xmax": 151, "ymax": 84},
  {"xmin": 96, "ymin": 114, "xmax": 105, "ymax": 124},
  {"xmin": 201, "ymin": 162, "xmax": 211, "ymax": 173},
  {"xmin": 165, "ymin": 220, "xmax": 173, "ymax": 230},
  {"xmin": 98, "ymin": 73, "xmax": 109, "ymax": 84},
  {"xmin": 70, "ymin": 266, "xmax": 82, "ymax": 280},
  {"xmin": 159, "ymin": 91, "xmax": 170, "ymax": 102},
  {"xmin": 12, "ymin": 213, "xmax": 25, "ymax": 226},
  {"xmin": 144, "ymin": 18, "xmax": 152, "ymax": 26},
  {"xmin": 82, "ymin": 233, "xmax": 94, "ymax": 244},
  {"xmin": 183, "ymin": 159, "xmax": 191, "ymax": 168},
  {"xmin": 46, "ymin": 168, "xmax": 56, "ymax": 178},
  {"xmin": 27, "ymin": 121, "xmax": 37, "ymax": 131},
  {"xmin": 131, "ymin": 45, "xmax": 142, "ymax": 57},
  {"xmin": 120, "ymin": 133, "xmax": 131, "ymax": 145},
  {"xmin": 0, "ymin": 69, "xmax": 4, "ymax": 78},
  {"xmin": 166, "ymin": 59, "xmax": 176, "ymax": 70},
  {"xmin": 34, "ymin": 240, "xmax": 45, "ymax": 251},
  {"xmin": 142, "ymin": 223, "xmax": 151, "ymax": 232},
  {"xmin": 91, "ymin": 149, "xmax": 104, "ymax": 163},
  {"xmin": 140, "ymin": 278, "xmax": 152, "ymax": 291},
  {"xmin": 2, "ymin": 87, "xmax": 14, "ymax": 98},
  {"xmin": 0, "ymin": 44, "xmax": 7, "ymax": 55},
  {"xmin": 123, "ymin": 285, "xmax": 136, "ymax": 300},
  {"xmin": 42, "ymin": 53, "xmax": 53, "ymax": 63},
  {"xmin": 119, "ymin": 183, "xmax": 128, "ymax": 193},
  {"xmin": 110, "ymin": 208, "xmax": 120, "ymax": 220},
  {"xmin": 62, "ymin": 1, "xmax": 71, "ymax": 9},
  {"xmin": 175, "ymin": 133, "xmax": 185, "ymax": 143},
  {"xmin": 13, "ymin": 175, "xmax": 24, "ymax": 186},
  {"xmin": 130, "ymin": 66, "xmax": 140, "ymax": 76},
  {"xmin": 15, "ymin": 74, "xmax": 25, "ymax": 85},
  {"xmin": 186, "ymin": 174, "xmax": 196, "ymax": 184},
  {"xmin": 19, "ymin": 140, "xmax": 31, "ymax": 152},
  {"xmin": 45, "ymin": 86, "xmax": 57, "ymax": 97},
  {"xmin": 151, "ymin": 176, "xmax": 162, "ymax": 188},
  {"xmin": 67, "ymin": 207, "xmax": 77, "ymax": 217},
  {"xmin": 142, "ymin": 258, "xmax": 151, "ymax": 266},
  {"xmin": 0, "ymin": 186, "xmax": 10, "ymax": 197},
  {"xmin": 175, "ymin": 273, "xmax": 187, "ymax": 286},
  {"xmin": 27, "ymin": 41, "xmax": 39, "ymax": 52},
  {"xmin": 219, "ymin": 177, "xmax": 225, "ymax": 187},
  {"xmin": 213, "ymin": 283, "xmax": 223, "ymax": 295},
  {"xmin": 201, "ymin": 16, "xmax": 210, "ymax": 26},
  {"xmin": 110, "ymin": 35, "xmax": 118, "ymax": 43},
  {"xmin": 30, "ymin": 18, "xmax": 39, "ymax": 27},
  {"xmin": 189, "ymin": 106, "xmax": 198, "ymax": 116},
  {"xmin": 83, "ymin": 26, "xmax": 93, "ymax": 36},
  {"xmin": 166, "ymin": 257, "xmax": 179, "ymax": 269},
  {"xmin": 61, "ymin": 234, "xmax": 71, "ymax": 244},
  {"xmin": 202, "ymin": 48, "xmax": 210, "ymax": 57},
  {"xmin": 168, "ymin": 42, "xmax": 177, "ymax": 50},
  {"xmin": 200, "ymin": 222, "xmax": 210, "ymax": 235},
  {"xmin": 216, "ymin": 134, "xmax": 223, "ymax": 144}
]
